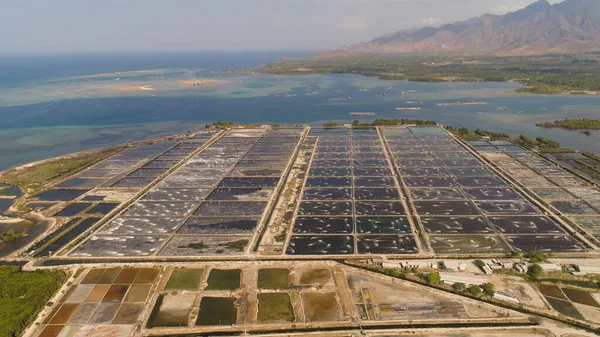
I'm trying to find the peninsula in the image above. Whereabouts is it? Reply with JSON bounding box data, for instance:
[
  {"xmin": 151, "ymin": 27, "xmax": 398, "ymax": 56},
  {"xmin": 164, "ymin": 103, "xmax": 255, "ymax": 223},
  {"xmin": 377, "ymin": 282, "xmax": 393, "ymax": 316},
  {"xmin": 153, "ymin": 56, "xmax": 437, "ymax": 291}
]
[{"xmin": 536, "ymin": 118, "xmax": 600, "ymax": 130}]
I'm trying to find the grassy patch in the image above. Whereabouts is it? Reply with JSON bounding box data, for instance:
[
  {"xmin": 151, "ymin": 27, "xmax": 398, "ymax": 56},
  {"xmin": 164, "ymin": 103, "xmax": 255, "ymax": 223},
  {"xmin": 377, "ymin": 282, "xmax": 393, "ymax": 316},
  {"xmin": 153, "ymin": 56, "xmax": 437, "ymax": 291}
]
[
  {"xmin": 0, "ymin": 146, "xmax": 123, "ymax": 191},
  {"xmin": 206, "ymin": 269, "xmax": 241, "ymax": 291},
  {"xmin": 164, "ymin": 268, "xmax": 203, "ymax": 290},
  {"xmin": 299, "ymin": 269, "xmax": 332, "ymax": 286},
  {"xmin": 301, "ymin": 292, "xmax": 342, "ymax": 322},
  {"xmin": 540, "ymin": 278, "xmax": 600, "ymax": 289},
  {"xmin": 537, "ymin": 284, "xmax": 567, "ymax": 299},
  {"xmin": 0, "ymin": 266, "xmax": 66, "ymax": 337},
  {"xmin": 257, "ymin": 293, "xmax": 295, "ymax": 322},
  {"xmin": 258, "ymin": 268, "xmax": 288, "ymax": 289},
  {"xmin": 562, "ymin": 288, "xmax": 600, "ymax": 308}
]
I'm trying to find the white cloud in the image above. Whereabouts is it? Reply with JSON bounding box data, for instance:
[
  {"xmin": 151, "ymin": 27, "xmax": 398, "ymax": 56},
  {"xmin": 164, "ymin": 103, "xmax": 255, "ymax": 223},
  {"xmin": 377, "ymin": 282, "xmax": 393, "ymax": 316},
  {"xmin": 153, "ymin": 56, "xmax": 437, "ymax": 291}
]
[{"xmin": 418, "ymin": 16, "xmax": 442, "ymax": 26}]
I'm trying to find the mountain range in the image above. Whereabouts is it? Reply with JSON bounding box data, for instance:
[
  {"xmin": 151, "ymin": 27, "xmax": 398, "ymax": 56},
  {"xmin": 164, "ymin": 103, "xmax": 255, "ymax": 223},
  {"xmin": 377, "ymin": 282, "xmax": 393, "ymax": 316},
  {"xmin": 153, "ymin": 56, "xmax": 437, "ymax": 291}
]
[{"xmin": 320, "ymin": 0, "xmax": 600, "ymax": 57}]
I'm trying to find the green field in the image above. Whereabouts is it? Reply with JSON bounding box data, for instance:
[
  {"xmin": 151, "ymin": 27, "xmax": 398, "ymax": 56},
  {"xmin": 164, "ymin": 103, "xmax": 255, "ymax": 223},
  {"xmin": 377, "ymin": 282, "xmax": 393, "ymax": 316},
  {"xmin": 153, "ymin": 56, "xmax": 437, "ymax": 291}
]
[
  {"xmin": 258, "ymin": 268, "xmax": 289, "ymax": 289},
  {"xmin": 299, "ymin": 269, "xmax": 332, "ymax": 286},
  {"xmin": 0, "ymin": 146, "xmax": 123, "ymax": 191},
  {"xmin": 257, "ymin": 293, "xmax": 295, "ymax": 322},
  {"xmin": 206, "ymin": 269, "xmax": 241, "ymax": 291},
  {"xmin": 164, "ymin": 268, "xmax": 204, "ymax": 290}
]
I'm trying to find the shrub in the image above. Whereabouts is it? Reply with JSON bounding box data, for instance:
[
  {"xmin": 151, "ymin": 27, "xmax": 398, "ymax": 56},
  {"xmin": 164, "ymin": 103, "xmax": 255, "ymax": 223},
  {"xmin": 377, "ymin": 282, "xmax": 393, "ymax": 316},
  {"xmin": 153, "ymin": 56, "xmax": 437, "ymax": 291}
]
[
  {"xmin": 427, "ymin": 272, "xmax": 441, "ymax": 285},
  {"xmin": 470, "ymin": 285, "xmax": 482, "ymax": 297},
  {"xmin": 483, "ymin": 283, "xmax": 495, "ymax": 296},
  {"xmin": 528, "ymin": 264, "xmax": 544, "ymax": 279},
  {"xmin": 452, "ymin": 282, "xmax": 466, "ymax": 292},
  {"xmin": 527, "ymin": 251, "xmax": 546, "ymax": 263}
]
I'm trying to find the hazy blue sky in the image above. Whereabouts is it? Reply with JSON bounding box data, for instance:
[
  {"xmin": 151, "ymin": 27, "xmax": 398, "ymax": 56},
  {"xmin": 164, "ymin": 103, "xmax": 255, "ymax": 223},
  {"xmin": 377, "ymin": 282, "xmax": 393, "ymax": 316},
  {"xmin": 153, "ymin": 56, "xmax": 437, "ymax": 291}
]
[{"xmin": 0, "ymin": 0, "xmax": 564, "ymax": 52}]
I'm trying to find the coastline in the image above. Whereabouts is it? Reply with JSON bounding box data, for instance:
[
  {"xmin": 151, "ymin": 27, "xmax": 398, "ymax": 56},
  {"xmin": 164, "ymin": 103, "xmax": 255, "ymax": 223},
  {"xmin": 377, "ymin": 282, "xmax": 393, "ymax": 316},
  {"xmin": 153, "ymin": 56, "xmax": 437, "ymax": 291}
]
[{"xmin": 250, "ymin": 70, "xmax": 600, "ymax": 96}]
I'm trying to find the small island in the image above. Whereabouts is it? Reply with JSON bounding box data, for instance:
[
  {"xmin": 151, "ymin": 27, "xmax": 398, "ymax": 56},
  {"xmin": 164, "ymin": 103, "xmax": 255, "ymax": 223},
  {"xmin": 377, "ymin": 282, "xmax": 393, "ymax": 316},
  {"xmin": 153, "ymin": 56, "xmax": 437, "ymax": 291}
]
[
  {"xmin": 437, "ymin": 101, "xmax": 487, "ymax": 106},
  {"xmin": 535, "ymin": 118, "xmax": 600, "ymax": 130}
]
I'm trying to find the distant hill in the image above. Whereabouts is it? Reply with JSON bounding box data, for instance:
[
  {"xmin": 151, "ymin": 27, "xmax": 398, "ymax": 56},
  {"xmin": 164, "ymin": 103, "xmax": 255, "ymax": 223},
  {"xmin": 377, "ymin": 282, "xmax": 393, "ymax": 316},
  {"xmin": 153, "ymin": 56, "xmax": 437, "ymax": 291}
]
[{"xmin": 319, "ymin": 0, "xmax": 600, "ymax": 57}]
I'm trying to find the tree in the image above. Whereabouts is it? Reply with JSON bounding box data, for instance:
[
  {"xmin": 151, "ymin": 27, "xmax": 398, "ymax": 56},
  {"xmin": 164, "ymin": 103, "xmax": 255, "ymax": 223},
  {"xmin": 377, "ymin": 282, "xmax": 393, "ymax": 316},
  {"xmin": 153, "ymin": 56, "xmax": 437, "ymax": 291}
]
[
  {"xmin": 272, "ymin": 123, "xmax": 280, "ymax": 128},
  {"xmin": 0, "ymin": 266, "xmax": 66, "ymax": 337},
  {"xmin": 427, "ymin": 272, "xmax": 441, "ymax": 285},
  {"xmin": 384, "ymin": 268, "xmax": 401, "ymax": 278},
  {"xmin": 483, "ymin": 283, "xmax": 495, "ymax": 296},
  {"xmin": 470, "ymin": 285, "xmax": 482, "ymax": 297},
  {"xmin": 510, "ymin": 250, "xmax": 521, "ymax": 258},
  {"xmin": 0, "ymin": 229, "xmax": 19, "ymax": 243},
  {"xmin": 452, "ymin": 282, "xmax": 466, "ymax": 292},
  {"xmin": 528, "ymin": 264, "xmax": 544, "ymax": 279},
  {"xmin": 527, "ymin": 251, "xmax": 547, "ymax": 263},
  {"xmin": 475, "ymin": 260, "xmax": 486, "ymax": 268}
]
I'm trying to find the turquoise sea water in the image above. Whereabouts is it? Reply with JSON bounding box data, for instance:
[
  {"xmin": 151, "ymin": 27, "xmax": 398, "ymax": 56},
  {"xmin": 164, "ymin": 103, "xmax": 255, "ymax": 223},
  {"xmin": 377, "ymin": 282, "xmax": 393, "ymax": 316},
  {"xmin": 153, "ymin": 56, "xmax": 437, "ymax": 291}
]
[{"xmin": 1, "ymin": 51, "xmax": 599, "ymax": 170}]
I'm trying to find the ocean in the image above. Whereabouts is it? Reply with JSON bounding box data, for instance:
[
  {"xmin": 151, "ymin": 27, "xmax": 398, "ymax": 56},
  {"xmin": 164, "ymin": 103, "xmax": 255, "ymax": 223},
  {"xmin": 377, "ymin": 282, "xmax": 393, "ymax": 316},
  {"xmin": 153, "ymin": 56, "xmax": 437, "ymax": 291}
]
[{"xmin": 1, "ymin": 50, "xmax": 599, "ymax": 170}]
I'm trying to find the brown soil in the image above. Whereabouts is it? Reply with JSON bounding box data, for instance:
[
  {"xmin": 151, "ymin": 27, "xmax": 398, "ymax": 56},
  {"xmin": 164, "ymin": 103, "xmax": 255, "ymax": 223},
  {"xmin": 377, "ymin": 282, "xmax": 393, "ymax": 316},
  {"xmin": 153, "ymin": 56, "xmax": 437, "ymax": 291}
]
[
  {"xmin": 37, "ymin": 325, "xmax": 64, "ymax": 337},
  {"xmin": 113, "ymin": 268, "xmax": 140, "ymax": 284},
  {"xmin": 112, "ymin": 303, "xmax": 143, "ymax": 324},
  {"xmin": 124, "ymin": 284, "xmax": 151, "ymax": 302},
  {"xmin": 97, "ymin": 268, "xmax": 121, "ymax": 284},
  {"xmin": 301, "ymin": 292, "xmax": 342, "ymax": 322},
  {"xmin": 88, "ymin": 302, "xmax": 120, "ymax": 324},
  {"xmin": 102, "ymin": 284, "xmax": 129, "ymax": 302},
  {"xmin": 134, "ymin": 268, "xmax": 159, "ymax": 284},
  {"xmin": 80, "ymin": 269, "xmax": 105, "ymax": 284},
  {"xmin": 298, "ymin": 268, "xmax": 332, "ymax": 286},
  {"xmin": 85, "ymin": 284, "xmax": 110, "ymax": 302},
  {"xmin": 48, "ymin": 303, "xmax": 79, "ymax": 324}
]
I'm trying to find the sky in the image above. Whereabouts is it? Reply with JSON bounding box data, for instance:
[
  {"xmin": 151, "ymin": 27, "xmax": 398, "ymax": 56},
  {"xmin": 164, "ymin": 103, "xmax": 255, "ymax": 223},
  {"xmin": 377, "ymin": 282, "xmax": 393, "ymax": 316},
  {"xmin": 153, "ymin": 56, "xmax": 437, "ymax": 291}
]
[{"xmin": 0, "ymin": 0, "xmax": 566, "ymax": 53}]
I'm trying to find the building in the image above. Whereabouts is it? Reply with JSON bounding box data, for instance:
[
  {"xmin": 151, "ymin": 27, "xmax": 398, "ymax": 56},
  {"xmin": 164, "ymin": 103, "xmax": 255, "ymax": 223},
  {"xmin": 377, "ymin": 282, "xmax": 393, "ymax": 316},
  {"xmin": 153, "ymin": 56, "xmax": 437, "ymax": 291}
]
[
  {"xmin": 444, "ymin": 261, "xmax": 467, "ymax": 271},
  {"xmin": 402, "ymin": 260, "xmax": 438, "ymax": 269},
  {"xmin": 514, "ymin": 262, "xmax": 528, "ymax": 273},
  {"xmin": 496, "ymin": 259, "xmax": 514, "ymax": 269},
  {"xmin": 482, "ymin": 265, "xmax": 493, "ymax": 275},
  {"xmin": 381, "ymin": 262, "xmax": 402, "ymax": 269},
  {"xmin": 439, "ymin": 272, "xmax": 490, "ymax": 286},
  {"xmin": 537, "ymin": 263, "xmax": 561, "ymax": 272}
]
